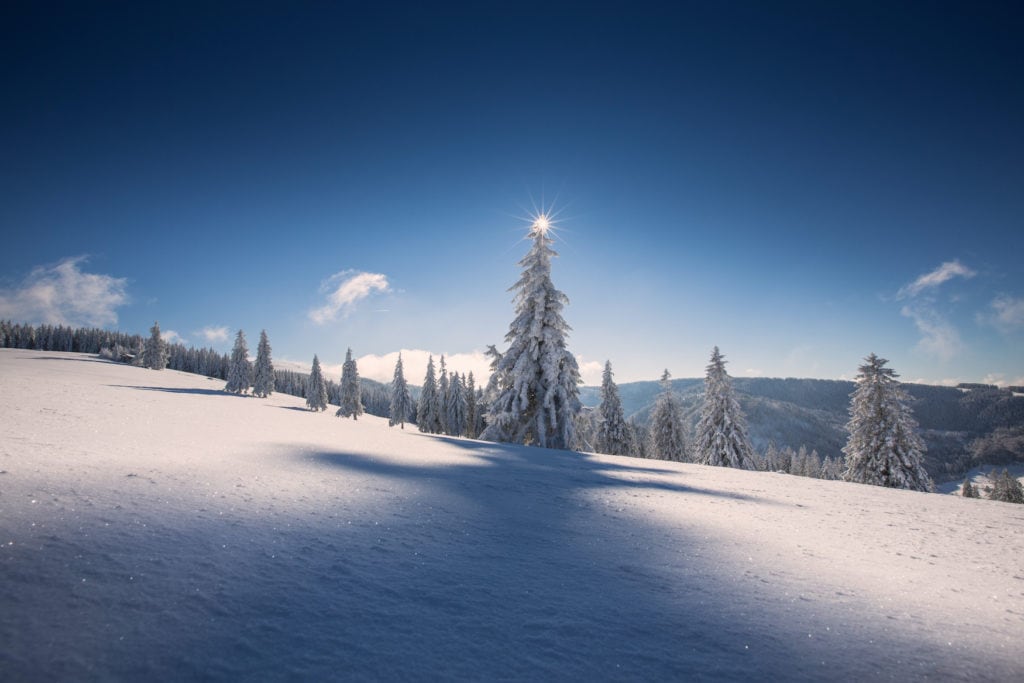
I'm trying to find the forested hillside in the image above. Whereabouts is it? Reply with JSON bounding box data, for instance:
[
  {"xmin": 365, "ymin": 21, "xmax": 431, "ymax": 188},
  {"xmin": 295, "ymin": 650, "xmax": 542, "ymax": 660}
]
[{"xmin": 581, "ymin": 377, "xmax": 1024, "ymax": 481}]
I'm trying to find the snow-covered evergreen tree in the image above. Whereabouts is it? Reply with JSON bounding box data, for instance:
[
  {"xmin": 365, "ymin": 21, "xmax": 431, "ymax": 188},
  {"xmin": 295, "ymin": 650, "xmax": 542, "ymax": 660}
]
[
  {"xmin": 388, "ymin": 353, "xmax": 413, "ymax": 429},
  {"xmin": 693, "ymin": 347, "xmax": 753, "ymax": 469},
  {"xmin": 336, "ymin": 348, "xmax": 363, "ymax": 419},
  {"xmin": 573, "ymin": 407, "xmax": 597, "ymax": 452},
  {"xmin": 627, "ymin": 417, "xmax": 648, "ymax": 459},
  {"xmin": 224, "ymin": 329, "xmax": 253, "ymax": 394},
  {"xmin": 143, "ymin": 321, "xmax": 168, "ymax": 370},
  {"xmin": 842, "ymin": 353, "xmax": 932, "ymax": 491},
  {"xmin": 417, "ymin": 355, "xmax": 442, "ymax": 434},
  {"xmin": 465, "ymin": 372, "xmax": 478, "ymax": 438},
  {"xmin": 446, "ymin": 372, "xmax": 467, "ymax": 437},
  {"xmin": 648, "ymin": 370, "xmax": 688, "ymax": 461},
  {"xmin": 821, "ymin": 455, "xmax": 843, "ymax": 480},
  {"xmin": 596, "ymin": 360, "xmax": 630, "ymax": 456},
  {"xmin": 482, "ymin": 217, "xmax": 581, "ymax": 449},
  {"xmin": 988, "ymin": 469, "xmax": 1023, "ymax": 503},
  {"xmin": 437, "ymin": 356, "xmax": 450, "ymax": 434},
  {"xmin": 473, "ymin": 386, "xmax": 486, "ymax": 438},
  {"xmin": 961, "ymin": 478, "xmax": 979, "ymax": 498},
  {"xmin": 252, "ymin": 330, "xmax": 275, "ymax": 398},
  {"xmin": 306, "ymin": 355, "xmax": 329, "ymax": 411}
]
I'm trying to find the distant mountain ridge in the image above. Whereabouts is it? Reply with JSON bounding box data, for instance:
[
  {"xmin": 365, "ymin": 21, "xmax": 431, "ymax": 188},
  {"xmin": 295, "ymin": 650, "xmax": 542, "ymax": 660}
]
[{"xmin": 580, "ymin": 377, "xmax": 1024, "ymax": 482}]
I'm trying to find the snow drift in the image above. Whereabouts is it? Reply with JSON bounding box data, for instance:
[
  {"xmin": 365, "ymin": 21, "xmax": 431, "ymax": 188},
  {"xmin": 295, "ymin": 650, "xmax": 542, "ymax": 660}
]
[{"xmin": 1, "ymin": 350, "xmax": 1022, "ymax": 681}]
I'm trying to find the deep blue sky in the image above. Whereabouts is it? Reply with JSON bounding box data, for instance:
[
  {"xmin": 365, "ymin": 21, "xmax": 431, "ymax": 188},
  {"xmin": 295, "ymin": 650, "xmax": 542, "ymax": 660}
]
[{"xmin": 2, "ymin": 1, "xmax": 1022, "ymax": 385}]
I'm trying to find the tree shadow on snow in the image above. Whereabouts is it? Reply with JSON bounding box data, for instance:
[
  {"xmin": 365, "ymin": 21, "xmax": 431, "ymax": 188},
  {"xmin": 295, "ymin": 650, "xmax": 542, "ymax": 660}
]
[
  {"xmin": 2, "ymin": 436, "xmax": 1002, "ymax": 682},
  {"xmin": 27, "ymin": 354, "xmax": 112, "ymax": 364},
  {"xmin": 106, "ymin": 384, "xmax": 244, "ymax": 397}
]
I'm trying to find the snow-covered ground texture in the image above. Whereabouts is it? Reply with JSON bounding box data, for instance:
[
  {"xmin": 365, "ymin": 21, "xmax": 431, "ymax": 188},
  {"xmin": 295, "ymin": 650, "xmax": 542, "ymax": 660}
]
[{"xmin": 2, "ymin": 350, "xmax": 1022, "ymax": 682}]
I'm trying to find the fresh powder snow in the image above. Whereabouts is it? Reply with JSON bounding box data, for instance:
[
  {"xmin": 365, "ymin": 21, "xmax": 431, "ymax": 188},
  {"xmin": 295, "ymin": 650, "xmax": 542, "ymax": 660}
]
[{"xmin": 1, "ymin": 349, "xmax": 1022, "ymax": 680}]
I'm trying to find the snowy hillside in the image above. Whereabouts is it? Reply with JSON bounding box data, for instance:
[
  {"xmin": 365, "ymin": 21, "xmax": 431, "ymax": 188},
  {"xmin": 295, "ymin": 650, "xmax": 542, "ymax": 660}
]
[{"xmin": 2, "ymin": 350, "xmax": 1022, "ymax": 681}]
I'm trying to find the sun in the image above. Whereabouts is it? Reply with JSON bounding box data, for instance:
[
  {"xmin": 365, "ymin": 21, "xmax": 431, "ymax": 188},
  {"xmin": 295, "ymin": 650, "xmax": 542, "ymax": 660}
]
[{"xmin": 532, "ymin": 213, "xmax": 551, "ymax": 235}]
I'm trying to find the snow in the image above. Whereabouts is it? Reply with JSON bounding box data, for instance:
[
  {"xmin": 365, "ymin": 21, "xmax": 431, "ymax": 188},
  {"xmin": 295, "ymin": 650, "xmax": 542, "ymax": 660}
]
[{"xmin": 2, "ymin": 349, "xmax": 1023, "ymax": 681}]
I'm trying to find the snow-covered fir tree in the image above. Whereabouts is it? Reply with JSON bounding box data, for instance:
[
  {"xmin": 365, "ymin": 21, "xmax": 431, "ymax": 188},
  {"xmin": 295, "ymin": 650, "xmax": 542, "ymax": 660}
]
[
  {"xmin": 479, "ymin": 345, "xmax": 505, "ymax": 414},
  {"xmin": 627, "ymin": 417, "xmax": 648, "ymax": 459},
  {"xmin": 573, "ymin": 407, "xmax": 597, "ymax": 452},
  {"xmin": 482, "ymin": 216, "xmax": 581, "ymax": 449},
  {"xmin": 596, "ymin": 360, "xmax": 630, "ymax": 456},
  {"xmin": 437, "ymin": 356, "xmax": 450, "ymax": 434},
  {"xmin": 417, "ymin": 355, "xmax": 442, "ymax": 434},
  {"xmin": 465, "ymin": 372, "xmax": 478, "ymax": 438},
  {"xmin": 143, "ymin": 321, "xmax": 168, "ymax": 370},
  {"xmin": 988, "ymin": 470, "xmax": 1023, "ymax": 503},
  {"xmin": 842, "ymin": 354, "xmax": 932, "ymax": 491},
  {"xmin": 694, "ymin": 347, "xmax": 753, "ymax": 469},
  {"xmin": 224, "ymin": 329, "xmax": 253, "ymax": 394},
  {"xmin": 252, "ymin": 330, "xmax": 275, "ymax": 398},
  {"xmin": 336, "ymin": 348, "xmax": 363, "ymax": 419},
  {"xmin": 820, "ymin": 455, "xmax": 843, "ymax": 480},
  {"xmin": 388, "ymin": 353, "xmax": 413, "ymax": 429},
  {"xmin": 648, "ymin": 370, "xmax": 688, "ymax": 461},
  {"xmin": 306, "ymin": 355, "xmax": 329, "ymax": 411},
  {"xmin": 473, "ymin": 386, "xmax": 486, "ymax": 438},
  {"xmin": 961, "ymin": 478, "xmax": 979, "ymax": 498},
  {"xmin": 446, "ymin": 372, "xmax": 468, "ymax": 437}
]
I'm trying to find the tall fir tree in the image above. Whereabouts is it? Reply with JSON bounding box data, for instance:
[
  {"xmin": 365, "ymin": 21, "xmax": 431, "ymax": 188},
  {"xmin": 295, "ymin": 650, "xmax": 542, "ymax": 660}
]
[
  {"xmin": 417, "ymin": 355, "xmax": 442, "ymax": 434},
  {"xmin": 389, "ymin": 353, "xmax": 413, "ymax": 429},
  {"xmin": 336, "ymin": 348, "xmax": 363, "ymax": 419},
  {"xmin": 694, "ymin": 347, "xmax": 754, "ymax": 469},
  {"xmin": 596, "ymin": 360, "xmax": 630, "ymax": 456},
  {"xmin": 446, "ymin": 372, "xmax": 468, "ymax": 437},
  {"xmin": 482, "ymin": 216, "xmax": 581, "ymax": 449},
  {"xmin": 465, "ymin": 372, "xmax": 478, "ymax": 438},
  {"xmin": 144, "ymin": 321, "xmax": 169, "ymax": 370},
  {"xmin": 649, "ymin": 370, "xmax": 688, "ymax": 461},
  {"xmin": 224, "ymin": 329, "xmax": 253, "ymax": 394},
  {"xmin": 437, "ymin": 356, "xmax": 450, "ymax": 434},
  {"xmin": 306, "ymin": 354, "xmax": 329, "ymax": 411},
  {"xmin": 252, "ymin": 330, "xmax": 275, "ymax": 398},
  {"xmin": 842, "ymin": 354, "xmax": 932, "ymax": 491}
]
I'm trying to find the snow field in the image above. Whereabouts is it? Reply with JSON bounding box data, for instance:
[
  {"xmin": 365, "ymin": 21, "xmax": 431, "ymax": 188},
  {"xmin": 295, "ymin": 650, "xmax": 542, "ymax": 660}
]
[{"xmin": 1, "ymin": 350, "xmax": 1022, "ymax": 681}]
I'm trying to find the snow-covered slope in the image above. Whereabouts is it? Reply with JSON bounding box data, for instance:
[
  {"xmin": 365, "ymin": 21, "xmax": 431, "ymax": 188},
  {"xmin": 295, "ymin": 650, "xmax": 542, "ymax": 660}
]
[{"xmin": 2, "ymin": 350, "xmax": 1022, "ymax": 681}]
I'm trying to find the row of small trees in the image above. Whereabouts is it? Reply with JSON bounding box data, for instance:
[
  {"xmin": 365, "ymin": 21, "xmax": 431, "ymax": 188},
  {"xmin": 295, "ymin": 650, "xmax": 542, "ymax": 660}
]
[
  {"xmin": 303, "ymin": 349, "xmax": 364, "ymax": 419},
  {"xmin": 961, "ymin": 470, "xmax": 1024, "ymax": 503},
  {"xmin": 414, "ymin": 355, "xmax": 483, "ymax": 437},
  {"xmin": 585, "ymin": 346, "xmax": 935, "ymax": 491}
]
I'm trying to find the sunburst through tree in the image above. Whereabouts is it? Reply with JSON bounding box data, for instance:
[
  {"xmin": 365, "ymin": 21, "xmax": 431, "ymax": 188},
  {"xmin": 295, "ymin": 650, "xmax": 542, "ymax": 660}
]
[{"xmin": 483, "ymin": 212, "xmax": 581, "ymax": 449}]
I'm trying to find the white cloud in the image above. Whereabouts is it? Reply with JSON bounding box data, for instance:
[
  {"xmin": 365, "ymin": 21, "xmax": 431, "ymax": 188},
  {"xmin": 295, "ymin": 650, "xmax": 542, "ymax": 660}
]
[
  {"xmin": 281, "ymin": 349, "xmax": 494, "ymax": 386},
  {"xmin": 982, "ymin": 373, "xmax": 1008, "ymax": 387},
  {"xmin": 309, "ymin": 271, "xmax": 390, "ymax": 324},
  {"xmin": 357, "ymin": 349, "xmax": 492, "ymax": 385},
  {"xmin": 281, "ymin": 350, "xmax": 610, "ymax": 387},
  {"xmin": 900, "ymin": 304, "xmax": 963, "ymax": 361},
  {"xmin": 895, "ymin": 260, "xmax": 975, "ymax": 361},
  {"xmin": 744, "ymin": 368, "xmax": 764, "ymax": 377},
  {"xmin": 163, "ymin": 330, "xmax": 185, "ymax": 345},
  {"xmin": 200, "ymin": 326, "xmax": 230, "ymax": 343},
  {"xmin": 904, "ymin": 377, "xmax": 961, "ymax": 387},
  {"xmin": 897, "ymin": 260, "xmax": 976, "ymax": 299},
  {"xmin": 576, "ymin": 356, "xmax": 604, "ymax": 386},
  {"xmin": 0, "ymin": 256, "xmax": 128, "ymax": 327},
  {"xmin": 987, "ymin": 295, "xmax": 1024, "ymax": 332}
]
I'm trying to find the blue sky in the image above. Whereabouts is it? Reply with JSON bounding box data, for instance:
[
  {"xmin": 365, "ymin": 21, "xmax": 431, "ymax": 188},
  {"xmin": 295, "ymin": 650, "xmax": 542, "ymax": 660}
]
[{"xmin": 2, "ymin": 2, "xmax": 1022, "ymax": 386}]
